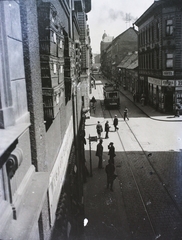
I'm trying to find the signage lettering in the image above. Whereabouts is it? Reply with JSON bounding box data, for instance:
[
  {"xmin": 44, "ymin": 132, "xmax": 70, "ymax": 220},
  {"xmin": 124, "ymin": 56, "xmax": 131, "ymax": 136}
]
[
  {"xmin": 148, "ymin": 77, "xmax": 161, "ymax": 85},
  {"xmin": 163, "ymin": 71, "xmax": 174, "ymax": 76},
  {"xmin": 176, "ymin": 80, "xmax": 182, "ymax": 86},
  {"xmin": 162, "ymin": 80, "xmax": 175, "ymax": 86}
]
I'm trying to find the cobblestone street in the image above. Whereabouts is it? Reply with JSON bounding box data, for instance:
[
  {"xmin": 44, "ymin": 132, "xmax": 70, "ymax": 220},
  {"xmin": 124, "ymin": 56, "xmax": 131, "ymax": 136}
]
[{"xmin": 82, "ymin": 76, "xmax": 182, "ymax": 240}]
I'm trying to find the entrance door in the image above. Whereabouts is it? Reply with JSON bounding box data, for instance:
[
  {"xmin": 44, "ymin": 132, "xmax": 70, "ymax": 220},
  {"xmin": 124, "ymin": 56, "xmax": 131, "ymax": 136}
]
[{"xmin": 165, "ymin": 92, "xmax": 173, "ymax": 113}]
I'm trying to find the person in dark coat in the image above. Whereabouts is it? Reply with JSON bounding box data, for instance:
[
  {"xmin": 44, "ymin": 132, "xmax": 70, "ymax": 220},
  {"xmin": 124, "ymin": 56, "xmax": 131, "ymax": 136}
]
[
  {"xmin": 104, "ymin": 120, "xmax": 110, "ymax": 139},
  {"xmin": 90, "ymin": 96, "xmax": 96, "ymax": 105},
  {"xmin": 108, "ymin": 142, "xmax": 116, "ymax": 164},
  {"xmin": 113, "ymin": 115, "xmax": 119, "ymax": 131},
  {"xmin": 96, "ymin": 121, "xmax": 103, "ymax": 139},
  {"xmin": 174, "ymin": 105, "xmax": 180, "ymax": 117},
  {"xmin": 124, "ymin": 107, "xmax": 129, "ymax": 121},
  {"xmin": 105, "ymin": 159, "xmax": 116, "ymax": 191},
  {"xmin": 96, "ymin": 139, "xmax": 104, "ymax": 169}
]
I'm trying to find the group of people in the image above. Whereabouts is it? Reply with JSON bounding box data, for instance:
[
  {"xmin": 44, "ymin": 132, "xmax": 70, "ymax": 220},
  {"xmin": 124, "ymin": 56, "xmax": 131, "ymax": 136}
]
[
  {"xmin": 95, "ymin": 114, "xmax": 119, "ymax": 191},
  {"xmin": 90, "ymin": 95, "xmax": 129, "ymax": 192},
  {"xmin": 96, "ymin": 108, "xmax": 129, "ymax": 140},
  {"xmin": 95, "ymin": 139, "xmax": 116, "ymax": 191}
]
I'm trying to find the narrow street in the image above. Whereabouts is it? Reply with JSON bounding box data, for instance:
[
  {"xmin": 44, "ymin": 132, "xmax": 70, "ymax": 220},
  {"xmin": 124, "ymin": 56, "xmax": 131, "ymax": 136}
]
[{"xmin": 82, "ymin": 75, "xmax": 182, "ymax": 240}]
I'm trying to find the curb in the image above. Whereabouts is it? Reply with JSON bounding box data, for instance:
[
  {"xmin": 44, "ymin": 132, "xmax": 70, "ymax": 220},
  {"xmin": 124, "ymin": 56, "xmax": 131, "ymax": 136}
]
[{"xmin": 119, "ymin": 89, "xmax": 182, "ymax": 122}]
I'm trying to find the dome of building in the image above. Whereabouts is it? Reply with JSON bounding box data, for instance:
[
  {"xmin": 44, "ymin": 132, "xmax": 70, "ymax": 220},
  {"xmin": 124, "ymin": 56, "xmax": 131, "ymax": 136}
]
[{"xmin": 102, "ymin": 31, "xmax": 107, "ymax": 40}]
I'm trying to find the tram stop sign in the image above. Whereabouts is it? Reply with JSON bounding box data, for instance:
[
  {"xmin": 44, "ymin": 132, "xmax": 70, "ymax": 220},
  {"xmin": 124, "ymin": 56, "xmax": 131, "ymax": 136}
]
[{"xmin": 89, "ymin": 136, "xmax": 97, "ymax": 142}]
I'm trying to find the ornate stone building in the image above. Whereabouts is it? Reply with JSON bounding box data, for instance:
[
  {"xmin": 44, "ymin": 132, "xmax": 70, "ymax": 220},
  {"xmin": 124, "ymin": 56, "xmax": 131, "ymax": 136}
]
[
  {"xmin": 135, "ymin": 0, "xmax": 182, "ymax": 113},
  {"xmin": 0, "ymin": 0, "xmax": 92, "ymax": 239},
  {"xmin": 101, "ymin": 27, "xmax": 138, "ymax": 82}
]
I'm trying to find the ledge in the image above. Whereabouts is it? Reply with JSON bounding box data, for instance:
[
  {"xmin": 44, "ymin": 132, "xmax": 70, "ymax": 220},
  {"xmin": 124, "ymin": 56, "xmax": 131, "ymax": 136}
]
[
  {"xmin": 0, "ymin": 122, "xmax": 30, "ymax": 160},
  {"xmin": 1, "ymin": 172, "xmax": 49, "ymax": 240}
]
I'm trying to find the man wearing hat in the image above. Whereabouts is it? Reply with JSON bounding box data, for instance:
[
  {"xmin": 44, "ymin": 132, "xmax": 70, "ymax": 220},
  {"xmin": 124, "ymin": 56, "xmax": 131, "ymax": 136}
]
[
  {"xmin": 96, "ymin": 121, "xmax": 103, "ymax": 139},
  {"xmin": 104, "ymin": 120, "xmax": 110, "ymax": 139},
  {"xmin": 96, "ymin": 139, "xmax": 104, "ymax": 169},
  {"xmin": 113, "ymin": 115, "xmax": 119, "ymax": 131},
  {"xmin": 105, "ymin": 159, "xmax": 116, "ymax": 192},
  {"xmin": 108, "ymin": 142, "xmax": 116, "ymax": 164}
]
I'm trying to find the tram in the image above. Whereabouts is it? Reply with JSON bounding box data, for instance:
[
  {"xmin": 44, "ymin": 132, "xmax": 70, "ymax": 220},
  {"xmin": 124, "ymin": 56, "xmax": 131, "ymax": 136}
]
[{"xmin": 103, "ymin": 83, "xmax": 120, "ymax": 108}]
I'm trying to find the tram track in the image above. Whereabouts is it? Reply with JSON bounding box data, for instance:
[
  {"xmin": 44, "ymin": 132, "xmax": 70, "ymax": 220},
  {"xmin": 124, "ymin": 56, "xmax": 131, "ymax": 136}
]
[
  {"xmin": 116, "ymin": 107, "xmax": 182, "ymax": 217},
  {"xmin": 91, "ymin": 79, "xmax": 182, "ymax": 239},
  {"xmin": 101, "ymin": 104, "xmax": 159, "ymax": 239},
  {"xmin": 99, "ymin": 99, "xmax": 182, "ymax": 239}
]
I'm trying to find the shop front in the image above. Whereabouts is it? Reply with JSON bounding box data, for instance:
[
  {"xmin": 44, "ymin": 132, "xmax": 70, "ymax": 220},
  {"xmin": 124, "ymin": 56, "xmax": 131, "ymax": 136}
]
[
  {"xmin": 175, "ymin": 80, "xmax": 182, "ymax": 114},
  {"xmin": 148, "ymin": 77, "xmax": 175, "ymax": 113}
]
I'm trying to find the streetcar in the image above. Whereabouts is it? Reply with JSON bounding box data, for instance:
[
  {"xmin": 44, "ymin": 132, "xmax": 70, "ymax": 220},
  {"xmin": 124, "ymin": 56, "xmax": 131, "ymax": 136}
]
[{"xmin": 103, "ymin": 83, "xmax": 120, "ymax": 108}]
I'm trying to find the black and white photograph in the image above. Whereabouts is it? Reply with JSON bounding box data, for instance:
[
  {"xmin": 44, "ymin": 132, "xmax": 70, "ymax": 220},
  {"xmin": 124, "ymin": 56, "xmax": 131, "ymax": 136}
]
[{"xmin": 0, "ymin": 0, "xmax": 182, "ymax": 239}]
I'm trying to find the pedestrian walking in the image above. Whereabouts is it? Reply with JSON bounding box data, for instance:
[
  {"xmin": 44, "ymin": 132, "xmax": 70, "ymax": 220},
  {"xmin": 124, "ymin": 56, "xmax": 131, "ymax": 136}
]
[
  {"xmin": 90, "ymin": 96, "xmax": 97, "ymax": 113},
  {"xmin": 90, "ymin": 96, "xmax": 96, "ymax": 106},
  {"xmin": 108, "ymin": 142, "xmax": 116, "ymax": 164},
  {"xmin": 105, "ymin": 159, "xmax": 116, "ymax": 192},
  {"xmin": 113, "ymin": 115, "xmax": 119, "ymax": 131},
  {"xmin": 141, "ymin": 94, "xmax": 145, "ymax": 106},
  {"xmin": 124, "ymin": 107, "xmax": 129, "ymax": 121},
  {"xmin": 96, "ymin": 139, "xmax": 104, "ymax": 169},
  {"xmin": 91, "ymin": 80, "xmax": 94, "ymax": 88},
  {"xmin": 174, "ymin": 105, "xmax": 180, "ymax": 117},
  {"xmin": 96, "ymin": 121, "xmax": 103, "ymax": 139},
  {"xmin": 105, "ymin": 120, "xmax": 110, "ymax": 139}
]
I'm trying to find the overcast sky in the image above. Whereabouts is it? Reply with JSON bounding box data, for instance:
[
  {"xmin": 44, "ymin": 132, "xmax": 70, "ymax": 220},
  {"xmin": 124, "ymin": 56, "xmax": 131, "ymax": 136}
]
[{"xmin": 87, "ymin": 0, "xmax": 154, "ymax": 54}]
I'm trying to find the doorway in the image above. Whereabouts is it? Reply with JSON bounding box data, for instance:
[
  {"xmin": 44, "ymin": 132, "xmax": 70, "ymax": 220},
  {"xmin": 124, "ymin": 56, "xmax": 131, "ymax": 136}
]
[{"xmin": 165, "ymin": 91, "xmax": 173, "ymax": 113}]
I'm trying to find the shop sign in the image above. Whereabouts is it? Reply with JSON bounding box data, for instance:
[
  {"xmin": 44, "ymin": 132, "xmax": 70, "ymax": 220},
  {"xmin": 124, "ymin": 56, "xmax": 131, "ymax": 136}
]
[
  {"xmin": 176, "ymin": 92, "xmax": 182, "ymax": 98},
  {"xmin": 162, "ymin": 80, "xmax": 175, "ymax": 86},
  {"xmin": 148, "ymin": 77, "xmax": 161, "ymax": 85},
  {"xmin": 176, "ymin": 80, "xmax": 182, "ymax": 87},
  {"xmin": 163, "ymin": 71, "xmax": 174, "ymax": 76},
  {"xmin": 176, "ymin": 87, "xmax": 182, "ymax": 90}
]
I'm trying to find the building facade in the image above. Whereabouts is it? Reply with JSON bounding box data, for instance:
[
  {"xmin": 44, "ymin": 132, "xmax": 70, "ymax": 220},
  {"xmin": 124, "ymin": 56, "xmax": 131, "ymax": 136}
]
[
  {"xmin": 101, "ymin": 27, "xmax": 138, "ymax": 83},
  {"xmin": 0, "ymin": 0, "xmax": 92, "ymax": 239},
  {"xmin": 117, "ymin": 51, "xmax": 138, "ymax": 95},
  {"xmin": 135, "ymin": 0, "xmax": 182, "ymax": 113},
  {"xmin": 101, "ymin": 44, "xmax": 112, "ymax": 79}
]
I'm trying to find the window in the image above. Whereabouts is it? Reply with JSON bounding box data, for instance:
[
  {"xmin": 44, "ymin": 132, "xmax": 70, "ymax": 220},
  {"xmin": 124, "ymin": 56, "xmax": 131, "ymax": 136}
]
[
  {"xmin": 53, "ymin": 32, "xmax": 57, "ymax": 43},
  {"xmin": 156, "ymin": 50, "xmax": 159, "ymax": 69},
  {"xmin": 166, "ymin": 20, "xmax": 173, "ymax": 36},
  {"xmin": 152, "ymin": 25, "xmax": 154, "ymax": 42},
  {"xmin": 109, "ymin": 92, "xmax": 118, "ymax": 98},
  {"xmin": 166, "ymin": 53, "xmax": 173, "ymax": 68},
  {"xmin": 156, "ymin": 22, "xmax": 159, "ymax": 40},
  {"xmin": 60, "ymin": 40, "xmax": 63, "ymax": 49},
  {"xmin": 152, "ymin": 52, "xmax": 154, "ymax": 69},
  {"xmin": 53, "ymin": 63, "xmax": 57, "ymax": 74}
]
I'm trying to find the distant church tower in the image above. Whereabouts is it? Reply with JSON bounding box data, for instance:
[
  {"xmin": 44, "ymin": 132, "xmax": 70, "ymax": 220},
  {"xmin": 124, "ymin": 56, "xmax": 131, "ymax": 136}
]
[
  {"xmin": 102, "ymin": 30, "xmax": 107, "ymax": 40},
  {"xmin": 100, "ymin": 31, "xmax": 114, "ymax": 54}
]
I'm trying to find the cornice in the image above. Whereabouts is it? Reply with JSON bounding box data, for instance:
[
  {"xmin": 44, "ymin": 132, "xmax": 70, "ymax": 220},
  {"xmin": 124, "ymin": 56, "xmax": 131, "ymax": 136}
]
[{"xmin": 59, "ymin": 0, "xmax": 70, "ymax": 18}]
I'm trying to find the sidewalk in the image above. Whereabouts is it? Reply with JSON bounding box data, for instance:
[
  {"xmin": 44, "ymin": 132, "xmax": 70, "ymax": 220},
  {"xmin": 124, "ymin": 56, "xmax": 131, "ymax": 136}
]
[
  {"xmin": 83, "ymin": 84, "xmax": 131, "ymax": 240},
  {"xmin": 119, "ymin": 86, "xmax": 182, "ymax": 122}
]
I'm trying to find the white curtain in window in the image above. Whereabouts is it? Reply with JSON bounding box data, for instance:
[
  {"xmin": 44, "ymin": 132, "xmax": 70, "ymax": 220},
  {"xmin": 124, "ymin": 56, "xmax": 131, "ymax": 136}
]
[
  {"xmin": 53, "ymin": 32, "xmax": 57, "ymax": 43},
  {"xmin": 60, "ymin": 40, "xmax": 62, "ymax": 48},
  {"xmin": 53, "ymin": 63, "xmax": 57, "ymax": 74}
]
